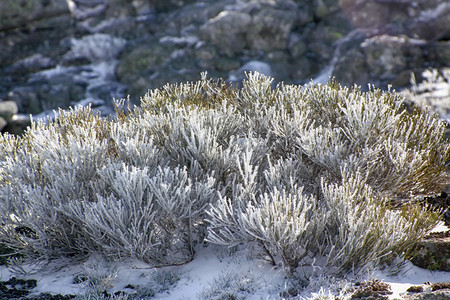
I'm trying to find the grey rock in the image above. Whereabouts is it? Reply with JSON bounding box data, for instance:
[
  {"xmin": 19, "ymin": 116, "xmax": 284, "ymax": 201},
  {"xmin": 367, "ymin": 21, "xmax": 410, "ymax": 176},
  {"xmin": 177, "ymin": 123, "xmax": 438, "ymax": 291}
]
[
  {"xmin": 245, "ymin": 2, "xmax": 298, "ymax": 52},
  {"xmin": 332, "ymin": 32, "xmax": 449, "ymax": 88},
  {"xmin": 362, "ymin": 35, "xmax": 410, "ymax": 80},
  {"xmin": 147, "ymin": 0, "xmax": 196, "ymax": 12},
  {"xmin": 410, "ymin": 231, "xmax": 449, "ymax": 272},
  {"xmin": 0, "ymin": 101, "xmax": 19, "ymax": 121},
  {"xmin": 339, "ymin": 0, "xmax": 450, "ymax": 41},
  {"xmin": 0, "ymin": 0, "xmax": 72, "ymax": 102},
  {"xmin": 402, "ymin": 290, "xmax": 450, "ymax": 300},
  {"xmin": 195, "ymin": 44, "xmax": 240, "ymax": 72},
  {"xmin": 67, "ymin": 0, "xmax": 108, "ymax": 21},
  {"xmin": 339, "ymin": 0, "xmax": 409, "ymax": 30},
  {"xmin": 165, "ymin": 1, "xmax": 226, "ymax": 32},
  {"xmin": 0, "ymin": 0, "xmax": 72, "ymax": 64},
  {"xmin": 363, "ymin": 35, "xmax": 434, "ymax": 86},
  {"xmin": 406, "ymin": 3, "xmax": 450, "ymax": 41},
  {"xmin": 287, "ymin": 57, "xmax": 313, "ymax": 81},
  {"xmin": 294, "ymin": 0, "xmax": 315, "ymax": 25},
  {"xmin": 200, "ymin": 11, "xmax": 252, "ymax": 56},
  {"xmin": 333, "ymin": 48, "xmax": 370, "ymax": 87},
  {"xmin": 115, "ymin": 41, "xmax": 176, "ymax": 97},
  {"xmin": 429, "ymin": 41, "xmax": 450, "ymax": 67}
]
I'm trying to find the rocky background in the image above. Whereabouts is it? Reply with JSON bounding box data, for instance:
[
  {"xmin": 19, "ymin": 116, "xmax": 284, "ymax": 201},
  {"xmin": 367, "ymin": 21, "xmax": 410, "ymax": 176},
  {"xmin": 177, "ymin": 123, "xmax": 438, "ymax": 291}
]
[{"xmin": 0, "ymin": 0, "xmax": 449, "ymax": 133}]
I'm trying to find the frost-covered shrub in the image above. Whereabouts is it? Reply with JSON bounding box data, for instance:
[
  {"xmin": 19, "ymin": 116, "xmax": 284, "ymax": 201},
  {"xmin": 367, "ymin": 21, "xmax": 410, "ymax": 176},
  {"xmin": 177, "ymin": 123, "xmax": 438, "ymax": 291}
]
[
  {"xmin": 205, "ymin": 74, "xmax": 447, "ymax": 274},
  {"xmin": 0, "ymin": 73, "xmax": 447, "ymax": 276},
  {"xmin": 0, "ymin": 106, "xmax": 218, "ymax": 265}
]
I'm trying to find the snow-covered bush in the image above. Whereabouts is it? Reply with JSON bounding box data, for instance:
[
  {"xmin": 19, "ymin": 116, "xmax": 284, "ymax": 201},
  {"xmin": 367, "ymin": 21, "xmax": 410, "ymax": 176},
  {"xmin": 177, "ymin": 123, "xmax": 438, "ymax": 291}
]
[
  {"xmin": 0, "ymin": 106, "xmax": 218, "ymax": 265},
  {"xmin": 0, "ymin": 73, "xmax": 447, "ymax": 276}
]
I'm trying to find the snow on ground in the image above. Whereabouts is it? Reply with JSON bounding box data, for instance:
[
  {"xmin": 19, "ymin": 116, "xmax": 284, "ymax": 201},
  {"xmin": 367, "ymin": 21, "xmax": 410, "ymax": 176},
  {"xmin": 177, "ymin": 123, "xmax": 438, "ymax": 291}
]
[
  {"xmin": 0, "ymin": 223, "xmax": 448, "ymax": 299},
  {"xmin": 158, "ymin": 245, "xmax": 285, "ymax": 299},
  {"xmin": 380, "ymin": 221, "xmax": 450, "ymax": 299},
  {"xmin": 376, "ymin": 261, "xmax": 450, "ymax": 299},
  {"xmin": 0, "ymin": 244, "xmax": 288, "ymax": 299}
]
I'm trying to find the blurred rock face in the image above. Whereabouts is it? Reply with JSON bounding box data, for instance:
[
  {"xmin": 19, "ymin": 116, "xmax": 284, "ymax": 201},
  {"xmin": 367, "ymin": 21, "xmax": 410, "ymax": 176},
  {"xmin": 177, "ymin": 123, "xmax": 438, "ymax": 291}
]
[{"xmin": 0, "ymin": 0, "xmax": 449, "ymax": 129}]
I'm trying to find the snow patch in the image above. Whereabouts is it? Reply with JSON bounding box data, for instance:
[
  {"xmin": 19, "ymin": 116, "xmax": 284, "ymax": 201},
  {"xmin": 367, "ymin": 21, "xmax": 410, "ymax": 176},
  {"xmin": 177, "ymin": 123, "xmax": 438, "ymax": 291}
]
[{"xmin": 1, "ymin": 243, "xmax": 449, "ymax": 299}]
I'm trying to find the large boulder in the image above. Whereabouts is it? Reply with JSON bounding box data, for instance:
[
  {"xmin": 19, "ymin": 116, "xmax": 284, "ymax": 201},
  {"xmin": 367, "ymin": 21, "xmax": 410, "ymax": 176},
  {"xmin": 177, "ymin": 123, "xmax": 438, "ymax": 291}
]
[
  {"xmin": 200, "ymin": 11, "xmax": 252, "ymax": 56},
  {"xmin": 338, "ymin": 0, "xmax": 411, "ymax": 30},
  {"xmin": 361, "ymin": 35, "xmax": 423, "ymax": 86},
  {"xmin": 331, "ymin": 0, "xmax": 450, "ymax": 87},
  {"xmin": 200, "ymin": 0, "xmax": 299, "ymax": 56},
  {"xmin": 338, "ymin": 0, "xmax": 450, "ymax": 40},
  {"xmin": 244, "ymin": 1, "xmax": 298, "ymax": 52},
  {"xmin": 116, "ymin": 41, "xmax": 176, "ymax": 98},
  {"xmin": 333, "ymin": 33, "xmax": 450, "ymax": 88}
]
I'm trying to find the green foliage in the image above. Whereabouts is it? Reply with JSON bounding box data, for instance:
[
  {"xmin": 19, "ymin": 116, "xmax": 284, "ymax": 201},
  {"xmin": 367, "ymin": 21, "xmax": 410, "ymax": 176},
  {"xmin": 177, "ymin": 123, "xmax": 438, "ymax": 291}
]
[{"xmin": 0, "ymin": 72, "xmax": 447, "ymax": 277}]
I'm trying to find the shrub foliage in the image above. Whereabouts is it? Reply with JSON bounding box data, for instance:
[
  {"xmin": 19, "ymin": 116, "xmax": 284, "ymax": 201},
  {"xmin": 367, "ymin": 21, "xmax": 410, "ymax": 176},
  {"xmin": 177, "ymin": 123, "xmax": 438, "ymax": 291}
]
[{"xmin": 0, "ymin": 73, "xmax": 448, "ymax": 275}]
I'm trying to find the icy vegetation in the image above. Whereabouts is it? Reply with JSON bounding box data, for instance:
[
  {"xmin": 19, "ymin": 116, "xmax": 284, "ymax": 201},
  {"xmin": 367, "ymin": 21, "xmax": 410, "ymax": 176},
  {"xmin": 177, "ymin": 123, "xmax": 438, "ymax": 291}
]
[{"xmin": 0, "ymin": 73, "xmax": 448, "ymax": 280}]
